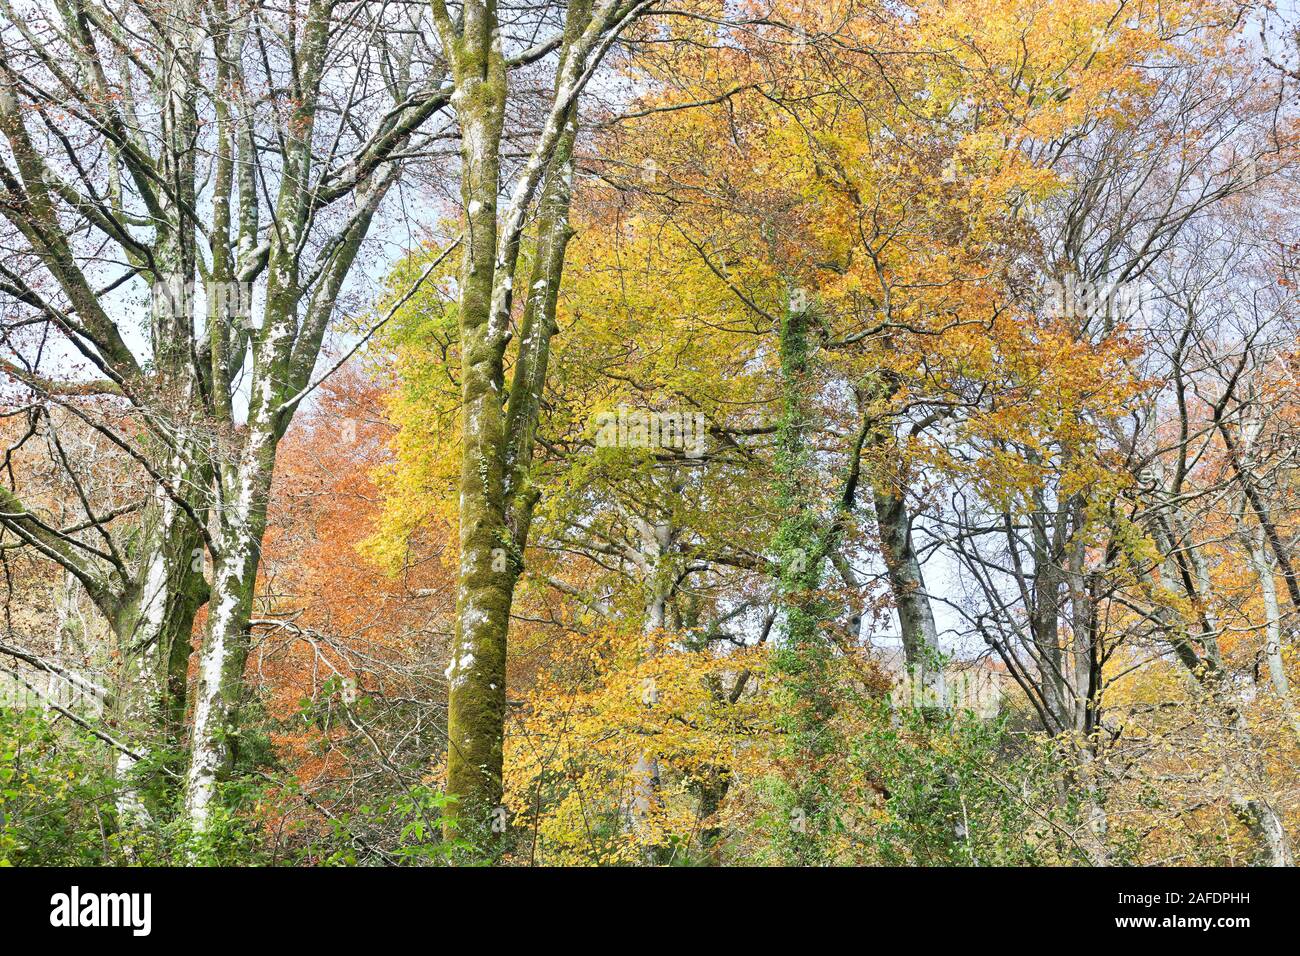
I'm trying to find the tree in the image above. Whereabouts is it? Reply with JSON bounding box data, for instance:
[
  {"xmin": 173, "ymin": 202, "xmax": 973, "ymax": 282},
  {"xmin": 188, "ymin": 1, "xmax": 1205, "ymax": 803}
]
[
  {"xmin": 0, "ymin": 0, "xmax": 505, "ymax": 838},
  {"xmin": 427, "ymin": 0, "xmax": 661, "ymax": 843}
]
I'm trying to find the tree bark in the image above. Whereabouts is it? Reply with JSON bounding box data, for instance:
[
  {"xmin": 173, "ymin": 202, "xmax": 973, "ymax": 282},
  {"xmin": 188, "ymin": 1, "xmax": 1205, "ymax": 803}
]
[
  {"xmin": 872, "ymin": 484, "xmax": 945, "ymax": 708},
  {"xmin": 437, "ymin": 0, "xmax": 609, "ymax": 845}
]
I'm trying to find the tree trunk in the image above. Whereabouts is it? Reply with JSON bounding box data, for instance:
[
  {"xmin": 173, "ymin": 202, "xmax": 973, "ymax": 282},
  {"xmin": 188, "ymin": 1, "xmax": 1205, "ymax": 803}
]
[
  {"xmin": 1145, "ymin": 516, "xmax": 1293, "ymax": 866},
  {"xmin": 629, "ymin": 516, "xmax": 670, "ymax": 836},
  {"xmin": 443, "ymin": 55, "xmax": 515, "ymax": 841},
  {"xmin": 872, "ymin": 485, "xmax": 945, "ymax": 709},
  {"xmin": 182, "ymin": 449, "xmax": 274, "ymax": 836},
  {"xmin": 1250, "ymin": 531, "xmax": 1300, "ymax": 742},
  {"xmin": 770, "ymin": 293, "xmax": 837, "ymax": 863},
  {"xmin": 441, "ymin": 1, "xmax": 588, "ymax": 843}
]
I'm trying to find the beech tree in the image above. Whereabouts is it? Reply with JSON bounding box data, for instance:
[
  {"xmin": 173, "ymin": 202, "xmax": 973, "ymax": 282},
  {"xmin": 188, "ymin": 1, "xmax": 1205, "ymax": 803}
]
[
  {"xmin": 0, "ymin": 0, "xmax": 550, "ymax": 837},
  {"xmin": 427, "ymin": 0, "xmax": 660, "ymax": 842},
  {"xmin": 3, "ymin": 0, "xmax": 1300, "ymax": 870}
]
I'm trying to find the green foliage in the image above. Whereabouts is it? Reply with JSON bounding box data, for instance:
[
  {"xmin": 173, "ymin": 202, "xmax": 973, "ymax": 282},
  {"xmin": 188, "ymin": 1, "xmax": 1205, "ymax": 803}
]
[
  {"xmin": 849, "ymin": 702, "xmax": 1080, "ymax": 866},
  {"xmin": 0, "ymin": 706, "xmax": 296, "ymax": 866},
  {"xmin": 0, "ymin": 707, "xmax": 135, "ymax": 865},
  {"xmin": 768, "ymin": 300, "xmax": 842, "ymax": 864}
]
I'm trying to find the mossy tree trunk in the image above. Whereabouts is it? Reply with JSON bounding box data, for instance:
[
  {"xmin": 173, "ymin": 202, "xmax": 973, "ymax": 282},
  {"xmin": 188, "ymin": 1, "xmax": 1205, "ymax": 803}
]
[
  {"xmin": 444, "ymin": 48, "xmax": 514, "ymax": 840},
  {"xmin": 431, "ymin": 0, "xmax": 645, "ymax": 849}
]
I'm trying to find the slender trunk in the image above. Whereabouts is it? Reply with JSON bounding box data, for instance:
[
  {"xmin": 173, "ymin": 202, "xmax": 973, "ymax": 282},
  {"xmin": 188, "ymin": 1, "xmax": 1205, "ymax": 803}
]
[
  {"xmin": 1144, "ymin": 514, "xmax": 1293, "ymax": 866},
  {"xmin": 48, "ymin": 570, "xmax": 79, "ymax": 707},
  {"xmin": 862, "ymin": 374, "xmax": 945, "ymax": 709},
  {"xmin": 1222, "ymin": 698, "xmax": 1294, "ymax": 866},
  {"xmin": 1067, "ymin": 500, "xmax": 1094, "ymax": 734},
  {"xmin": 872, "ymin": 485, "xmax": 945, "ymax": 709},
  {"xmin": 1250, "ymin": 531, "xmax": 1300, "ymax": 742},
  {"xmin": 1030, "ymin": 498, "xmax": 1069, "ymax": 729},
  {"xmin": 696, "ymin": 773, "xmax": 729, "ymax": 865},
  {"xmin": 1067, "ymin": 501, "xmax": 1108, "ymax": 862},
  {"xmin": 1220, "ymin": 421, "xmax": 1300, "ymax": 613},
  {"xmin": 629, "ymin": 516, "xmax": 670, "ymax": 836}
]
